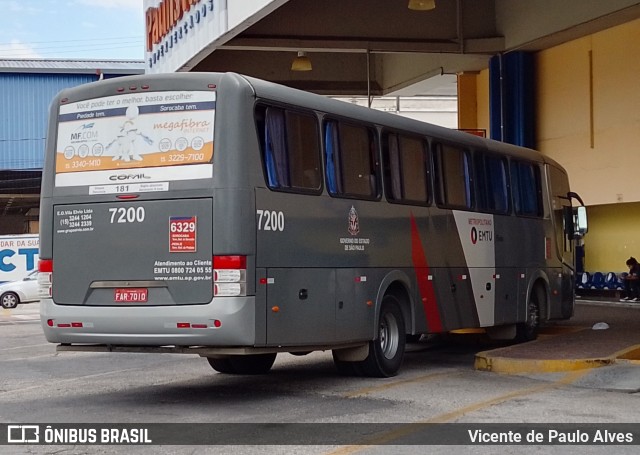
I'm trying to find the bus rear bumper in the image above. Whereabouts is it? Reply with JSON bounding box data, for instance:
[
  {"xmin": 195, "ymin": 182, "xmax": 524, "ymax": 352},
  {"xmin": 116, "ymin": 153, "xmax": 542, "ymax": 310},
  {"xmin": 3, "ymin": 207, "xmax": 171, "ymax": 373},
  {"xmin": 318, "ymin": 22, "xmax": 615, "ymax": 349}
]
[{"xmin": 40, "ymin": 297, "xmax": 256, "ymax": 347}]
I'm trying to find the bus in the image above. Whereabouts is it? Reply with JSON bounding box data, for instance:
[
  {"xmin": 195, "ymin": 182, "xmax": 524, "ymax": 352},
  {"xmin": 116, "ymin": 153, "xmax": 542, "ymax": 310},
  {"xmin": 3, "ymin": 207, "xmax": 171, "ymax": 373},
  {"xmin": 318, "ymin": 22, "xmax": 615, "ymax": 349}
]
[{"xmin": 39, "ymin": 72, "xmax": 587, "ymax": 378}]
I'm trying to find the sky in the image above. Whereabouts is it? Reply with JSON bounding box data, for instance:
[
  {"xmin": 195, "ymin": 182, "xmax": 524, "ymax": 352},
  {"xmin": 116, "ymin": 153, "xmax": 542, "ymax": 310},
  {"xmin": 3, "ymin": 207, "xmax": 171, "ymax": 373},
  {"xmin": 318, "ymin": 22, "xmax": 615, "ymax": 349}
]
[{"xmin": 0, "ymin": 0, "xmax": 145, "ymax": 61}]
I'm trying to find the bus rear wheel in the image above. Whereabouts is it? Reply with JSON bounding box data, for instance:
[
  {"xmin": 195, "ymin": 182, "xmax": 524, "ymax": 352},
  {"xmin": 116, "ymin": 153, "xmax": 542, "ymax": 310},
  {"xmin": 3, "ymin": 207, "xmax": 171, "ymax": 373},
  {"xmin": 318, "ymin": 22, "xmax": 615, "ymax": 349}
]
[
  {"xmin": 516, "ymin": 286, "xmax": 543, "ymax": 342},
  {"xmin": 207, "ymin": 353, "xmax": 277, "ymax": 375},
  {"xmin": 359, "ymin": 295, "xmax": 406, "ymax": 378}
]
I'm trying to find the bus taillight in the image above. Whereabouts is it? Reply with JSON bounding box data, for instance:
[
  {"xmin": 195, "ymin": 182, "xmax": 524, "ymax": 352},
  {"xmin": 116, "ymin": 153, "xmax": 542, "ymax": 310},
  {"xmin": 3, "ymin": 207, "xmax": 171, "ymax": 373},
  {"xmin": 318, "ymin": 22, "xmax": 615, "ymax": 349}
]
[
  {"xmin": 213, "ymin": 255, "xmax": 247, "ymax": 297},
  {"xmin": 38, "ymin": 259, "xmax": 53, "ymax": 299}
]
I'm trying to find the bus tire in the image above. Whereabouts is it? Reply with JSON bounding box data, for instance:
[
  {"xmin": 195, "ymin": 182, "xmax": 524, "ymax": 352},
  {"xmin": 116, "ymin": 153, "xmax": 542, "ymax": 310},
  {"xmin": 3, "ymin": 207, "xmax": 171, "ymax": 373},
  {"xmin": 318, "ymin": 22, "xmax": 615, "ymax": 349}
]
[
  {"xmin": 207, "ymin": 353, "xmax": 277, "ymax": 375},
  {"xmin": 360, "ymin": 295, "xmax": 406, "ymax": 378},
  {"xmin": 516, "ymin": 286, "xmax": 543, "ymax": 342},
  {"xmin": 207, "ymin": 357, "xmax": 235, "ymax": 374}
]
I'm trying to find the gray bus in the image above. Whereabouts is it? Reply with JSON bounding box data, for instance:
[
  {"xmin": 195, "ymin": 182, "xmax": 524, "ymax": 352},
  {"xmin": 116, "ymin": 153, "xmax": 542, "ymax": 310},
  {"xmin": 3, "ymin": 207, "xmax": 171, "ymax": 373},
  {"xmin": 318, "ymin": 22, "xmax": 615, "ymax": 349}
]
[{"xmin": 39, "ymin": 72, "xmax": 586, "ymax": 377}]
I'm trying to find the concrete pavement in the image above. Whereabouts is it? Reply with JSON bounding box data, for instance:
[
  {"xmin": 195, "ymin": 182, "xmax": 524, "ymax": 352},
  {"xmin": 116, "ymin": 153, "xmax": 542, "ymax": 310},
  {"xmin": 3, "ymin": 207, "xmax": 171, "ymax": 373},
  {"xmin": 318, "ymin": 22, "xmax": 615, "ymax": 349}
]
[
  {"xmin": 4, "ymin": 300, "xmax": 640, "ymax": 391},
  {"xmin": 0, "ymin": 304, "xmax": 39, "ymax": 324},
  {"xmin": 475, "ymin": 299, "xmax": 640, "ymax": 392}
]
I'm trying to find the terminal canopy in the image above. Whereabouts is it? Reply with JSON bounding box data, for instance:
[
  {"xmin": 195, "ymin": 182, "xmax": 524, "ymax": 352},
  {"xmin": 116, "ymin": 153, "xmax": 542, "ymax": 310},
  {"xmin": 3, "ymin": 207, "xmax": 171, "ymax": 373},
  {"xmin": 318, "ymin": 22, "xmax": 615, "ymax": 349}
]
[{"xmin": 169, "ymin": 0, "xmax": 640, "ymax": 96}]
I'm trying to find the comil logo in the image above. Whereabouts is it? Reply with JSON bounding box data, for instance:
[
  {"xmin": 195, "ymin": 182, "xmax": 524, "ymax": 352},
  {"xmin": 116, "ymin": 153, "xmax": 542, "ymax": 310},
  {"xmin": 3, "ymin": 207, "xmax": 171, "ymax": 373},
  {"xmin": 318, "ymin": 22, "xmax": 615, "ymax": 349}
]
[
  {"xmin": 8, "ymin": 425, "xmax": 39, "ymax": 443},
  {"xmin": 108, "ymin": 173, "xmax": 152, "ymax": 181}
]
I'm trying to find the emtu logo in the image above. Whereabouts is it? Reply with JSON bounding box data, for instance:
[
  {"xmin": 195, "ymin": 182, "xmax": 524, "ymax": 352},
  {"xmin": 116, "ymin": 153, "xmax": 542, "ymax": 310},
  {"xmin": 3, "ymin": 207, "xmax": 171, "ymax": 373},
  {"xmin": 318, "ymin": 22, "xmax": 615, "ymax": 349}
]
[
  {"xmin": 467, "ymin": 216, "xmax": 493, "ymax": 245},
  {"xmin": 471, "ymin": 226, "xmax": 493, "ymax": 245}
]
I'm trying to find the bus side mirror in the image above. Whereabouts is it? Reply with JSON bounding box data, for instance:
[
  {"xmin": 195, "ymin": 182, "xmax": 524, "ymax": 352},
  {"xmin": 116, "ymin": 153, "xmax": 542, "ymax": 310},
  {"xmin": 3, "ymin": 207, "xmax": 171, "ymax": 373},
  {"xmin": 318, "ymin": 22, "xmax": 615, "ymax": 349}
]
[
  {"xmin": 574, "ymin": 206, "xmax": 588, "ymax": 237},
  {"xmin": 563, "ymin": 206, "xmax": 588, "ymax": 239}
]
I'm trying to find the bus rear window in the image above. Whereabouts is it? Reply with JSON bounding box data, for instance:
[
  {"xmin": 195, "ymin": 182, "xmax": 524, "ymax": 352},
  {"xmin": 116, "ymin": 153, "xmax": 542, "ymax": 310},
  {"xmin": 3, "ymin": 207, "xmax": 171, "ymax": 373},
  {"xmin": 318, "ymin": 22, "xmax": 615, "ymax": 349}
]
[{"xmin": 54, "ymin": 90, "xmax": 215, "ymax": 189}]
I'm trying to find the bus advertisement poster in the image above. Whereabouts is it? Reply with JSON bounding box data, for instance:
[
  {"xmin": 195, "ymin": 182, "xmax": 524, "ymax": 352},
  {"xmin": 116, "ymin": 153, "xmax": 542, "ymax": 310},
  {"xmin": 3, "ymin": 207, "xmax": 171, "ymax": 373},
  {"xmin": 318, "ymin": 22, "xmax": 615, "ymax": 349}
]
[{"xmin": 54, "ymin": 91, "xmax": 216, "ymax": 177}]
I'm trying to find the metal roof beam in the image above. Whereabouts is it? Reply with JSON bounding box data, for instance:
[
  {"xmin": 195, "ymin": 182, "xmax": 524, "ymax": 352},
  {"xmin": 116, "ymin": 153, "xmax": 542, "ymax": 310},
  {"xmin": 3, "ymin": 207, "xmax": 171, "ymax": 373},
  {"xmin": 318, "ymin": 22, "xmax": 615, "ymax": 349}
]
[{"xmin": 220, "ymin": 36, "xmax": 504, "ymax": 54}]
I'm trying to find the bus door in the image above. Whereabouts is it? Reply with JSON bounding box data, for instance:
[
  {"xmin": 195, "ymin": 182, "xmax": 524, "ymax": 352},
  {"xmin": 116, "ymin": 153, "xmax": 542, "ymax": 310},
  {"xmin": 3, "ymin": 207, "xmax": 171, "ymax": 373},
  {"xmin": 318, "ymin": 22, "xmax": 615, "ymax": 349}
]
[
  {"xmin": 492, "ymin": 214, "xmax": 521, "ymax": 325},
  {"xmin": 548, "ymin": 165, "xmax": 575, "ymax": 319}
]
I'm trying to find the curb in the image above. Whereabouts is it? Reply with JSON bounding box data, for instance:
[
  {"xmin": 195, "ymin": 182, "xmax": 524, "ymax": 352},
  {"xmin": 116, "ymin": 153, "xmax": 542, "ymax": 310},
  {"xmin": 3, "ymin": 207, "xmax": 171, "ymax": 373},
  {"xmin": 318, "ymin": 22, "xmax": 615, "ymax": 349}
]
[
  {"xmin": 475, "ymin": 344, "xmax": 640, "ymax": 374},
  {"xmin": 576, "ymin": 298, "xmax": 640, "ymax": 309}
]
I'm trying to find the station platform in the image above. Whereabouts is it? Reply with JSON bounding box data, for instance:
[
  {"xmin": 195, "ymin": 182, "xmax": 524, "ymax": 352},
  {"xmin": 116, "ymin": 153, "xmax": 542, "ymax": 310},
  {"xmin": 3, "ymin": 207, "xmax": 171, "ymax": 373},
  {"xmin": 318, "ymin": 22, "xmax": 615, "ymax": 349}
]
[{"xmin": 475, "ymin": 299, "xmax": 640, "ymax": 391}]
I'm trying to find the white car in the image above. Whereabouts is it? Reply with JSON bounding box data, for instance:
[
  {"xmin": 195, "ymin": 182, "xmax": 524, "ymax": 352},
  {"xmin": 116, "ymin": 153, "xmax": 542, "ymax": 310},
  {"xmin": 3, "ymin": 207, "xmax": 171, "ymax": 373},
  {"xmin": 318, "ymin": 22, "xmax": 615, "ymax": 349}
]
[{"xmin": 0, "ymin": 271, "xmax": 40, "ymax": 309}]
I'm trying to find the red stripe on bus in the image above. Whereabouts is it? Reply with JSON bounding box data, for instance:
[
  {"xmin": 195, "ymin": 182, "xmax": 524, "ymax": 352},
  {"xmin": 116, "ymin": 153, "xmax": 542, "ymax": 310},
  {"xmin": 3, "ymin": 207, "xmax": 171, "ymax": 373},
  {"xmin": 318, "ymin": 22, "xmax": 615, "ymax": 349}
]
[{"xmin": 410, "ymin": 213, "xmax": 443, "ymax": 332}]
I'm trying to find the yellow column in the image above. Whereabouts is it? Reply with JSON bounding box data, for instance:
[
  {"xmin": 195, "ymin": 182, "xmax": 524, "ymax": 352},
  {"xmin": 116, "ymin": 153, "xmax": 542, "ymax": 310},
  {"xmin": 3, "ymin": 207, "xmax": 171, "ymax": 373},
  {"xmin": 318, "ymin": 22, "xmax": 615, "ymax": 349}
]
[{"xmin": 457, "ymin": 72, "xmax": 478, "ymax": 130}]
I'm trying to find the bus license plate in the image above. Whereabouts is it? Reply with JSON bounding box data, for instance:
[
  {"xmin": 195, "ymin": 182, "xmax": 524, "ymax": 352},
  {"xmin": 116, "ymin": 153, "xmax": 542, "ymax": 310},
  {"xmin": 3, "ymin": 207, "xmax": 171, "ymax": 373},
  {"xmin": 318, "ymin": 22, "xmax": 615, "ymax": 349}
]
[{"xmin": 114, "ymin": 288, "xmax": 148, "ymax": 303}]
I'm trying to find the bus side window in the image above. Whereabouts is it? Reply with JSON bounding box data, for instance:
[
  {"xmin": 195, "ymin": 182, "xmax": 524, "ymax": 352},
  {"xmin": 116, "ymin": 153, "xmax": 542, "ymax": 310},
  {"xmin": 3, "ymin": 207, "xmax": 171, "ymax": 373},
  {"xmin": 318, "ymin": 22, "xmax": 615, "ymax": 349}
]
[
  {"xmin": 264, "ymin": 107, "xmax": 289, "ymax": 188},
  {"xmin": 285, "ymin": 111, "xmax": 321, "ymax": 191},
  {"xmin": 434, "ymin": 142, "xmax": 473, "ymax": 209},
  {"xmin": 324, "ymin": 120, "xmax": 341, "ymax": 194},
  {"xmin": 258, "ymin": 105, "xmax": 322, "ymax": 193},
  {"xmin": 383, "ymin": 132, "xmax": 429, "ymax": 205},
  {"xmin": 476, "ymin": 153, "xmax": 509, "ymax": 213},
  {"xmin": 510, "ymin": 160, "xmax": 542, "ymax": 217},
  {"xmin": 400, "ymin": 135, "xmax": 429, "ymax": 203},
  {"xmin": 386, "ymin": 133, "xmax": 403, "ymax": 200},
  {"xmin": 324, "ymin": 119, "xmax": 379, "ymax": 199}
]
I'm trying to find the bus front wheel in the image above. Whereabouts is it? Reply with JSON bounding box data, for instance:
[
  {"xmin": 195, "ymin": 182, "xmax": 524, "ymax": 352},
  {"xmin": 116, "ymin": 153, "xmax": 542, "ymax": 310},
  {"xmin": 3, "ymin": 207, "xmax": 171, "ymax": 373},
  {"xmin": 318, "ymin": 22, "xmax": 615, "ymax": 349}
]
[
  {"xmin": 360, "ymin": 295, "xmax": 406, "ymax": 378},
  {"xmin": 207, "ymin": 353, "xmax": 277, "ymax": 375}
]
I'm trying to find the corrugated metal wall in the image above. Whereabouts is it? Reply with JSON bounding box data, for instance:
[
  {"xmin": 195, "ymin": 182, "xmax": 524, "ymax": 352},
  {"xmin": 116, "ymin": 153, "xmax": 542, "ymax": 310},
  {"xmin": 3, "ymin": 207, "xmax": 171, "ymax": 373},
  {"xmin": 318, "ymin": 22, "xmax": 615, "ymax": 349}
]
[{"xmin": 0, "ymin": 73, "xmax": 95, "ymax": 170}]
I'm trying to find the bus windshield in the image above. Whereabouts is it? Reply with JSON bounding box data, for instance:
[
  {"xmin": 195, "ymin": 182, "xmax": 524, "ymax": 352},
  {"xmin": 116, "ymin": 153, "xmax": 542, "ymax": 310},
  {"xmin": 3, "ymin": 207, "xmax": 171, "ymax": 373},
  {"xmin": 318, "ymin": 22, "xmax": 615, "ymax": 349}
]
[{"xmin": 55, "ymin": 90, "xmax": 215, "ymax": 192}]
